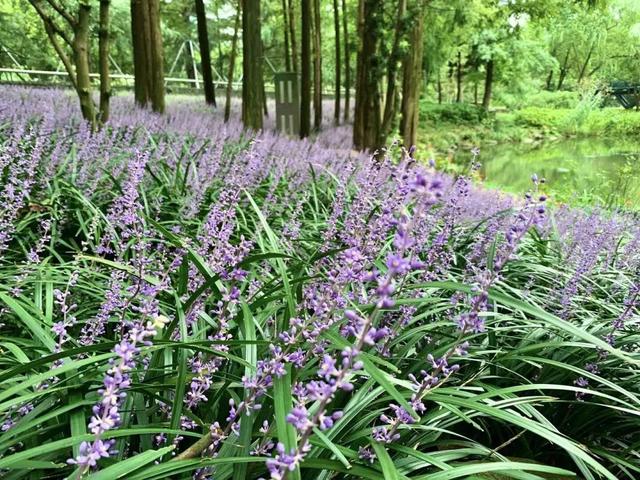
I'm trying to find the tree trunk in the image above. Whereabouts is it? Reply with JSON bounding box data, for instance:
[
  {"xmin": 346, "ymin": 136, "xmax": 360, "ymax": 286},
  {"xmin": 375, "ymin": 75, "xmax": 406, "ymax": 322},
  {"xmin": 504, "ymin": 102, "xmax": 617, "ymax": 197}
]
[
  {"xmin": 185, "ymin": 40, "xmax": 197, "ymax": 83},
  {"xmin": 131, "ymin": 0, "xmax": 151, "ymax": 107},
  {"xmin": 288, "ymin": 0, "xmax": 298, "ymax": 73},
  {"xmin": 482, "ymin": 59, "xmax": 493, "ymax": 111},
  {"xmin": 341, "ymin": 0, "xmax": 350, "ymax": 122},
  {"xmin": 455, "ymin": 50, "xmax": 462, "ymax": 103},
  {"xmin": 224, "ymin": 0, "xmax": 241, "ymax": 122},
  {"xmin": 147, "ymin": 0, "xmax": 165, "ymax": 113},
  {"xmin": 98, "ymin": 0, "xmax": 111, "ymax": 123},
  {"xmin": 195, "ymin": 0, "xmax": 216, "ymax": 105},
  {"xmin": 437, "ymin": 71, "xmax": 442, "ymax": 104},
  {"xmin": 381, "ymin": 0, "xmax": 406, "ymax": 137},
  {"xmin": 263, "ymin": 78, "xmax": 268, "ymax": 116},
  {"xmin": 556, "ymin": 49, "xmax": 570, "ymax": 91},
  {"xmin": 353, "ymin": 0, "xmax": 383, "ymax": 151},
  {"xmin": 282, "ymin": 0, "xmax": 291, "ymax": 71},
  {"xmin": 577, "ymin": 42, "xmax": 594, "ymax": 84},
  {"xmin": 399, "ymin": 12, "xmax": 424, "ymax": 150},
  {"xmin": 545, "ymin": 68, "xmax": 554, "ymax": 91},
  {"xmin": 300, "ymin": 0, "xmax": 311, "ymax": 138},
  {"xmin": 74, "ymin": 1, "xmax": 96, "ymax": 126},
  {"xmin": 242, "ymin": 0, "xmax": 264, "ymax": 130},
  {"xmin": 332, "ymin": 0, "xmax": 341, "ymax": 124},
  {"xmin": 312, "ymin": 0, "xmax": 322, "ymax": 131}
]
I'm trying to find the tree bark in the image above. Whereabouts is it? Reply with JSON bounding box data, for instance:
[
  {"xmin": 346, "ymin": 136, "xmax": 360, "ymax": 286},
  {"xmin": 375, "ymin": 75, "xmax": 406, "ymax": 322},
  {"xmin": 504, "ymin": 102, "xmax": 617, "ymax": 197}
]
[
  {"xmin": 312, "ymin": 0, "xmax": 322, "ymax": 131},
  {"xmin": 577, "ymin": 42, "xmax": 594, "ymax": 84},
  {"xmin": 147, "ymin": 0, "xmax": 165, "ymax": 113},
  {"xmin": 287, "ymin": 0, "xmax": 298, "ymax": 73},
  {"xmin": 381, "ymin": 0, "xmax": 406, "ymax": 137},
  {"xmin": 131, "ymin": 0, "xmax": 147, "ymax": 106},
  {"xmin": 74, "ymin": 1, "xmax": 96, "ymax": 126},
  {"xmin": 185, "ymin": 40, "xmax": 197, "ymax": 83},
  {"xmin": 399, "ymin": 11, "xmax": 424, "ymax": 150},
  {"xmin": 195, "ymin": 0, "xmax": 216, "ymax": 105},
  {"xmin": 556, "ymin": 48, "xmax": 570, "ymax": 91},
  {"xmin": 98, "ymin": 0, "xmax": 111, "ymax": 123},
  {"xmin": 455, "ymin": 50, "xmax": 462, "ymax": 103},
  {"xmin": 242, "ymin": 0, "xmax": 264, "ymax": 130},
  {"xmin": 300, "ymin": 0, "xmax": 311, "ymax": 137},
  {"xmin": 341, "ymin": 0, "xmax": 350, "ymax": 122},
  {"xmin": 353, "ymin": 0, "xmax": 383, "ymax": 151},
  {"xmin": 482, "ymin": 59, "xmax": 493, "ymax": 111},
  {"xmin": 282, "ymin": 0, "xmax": 291, "ymax": 71},
  {"xmin": 332, "ymin": 0, "xmax": 341, "ymax": 124},
  {"xmin": 224, "ymin": 0, "xmax": 241, "ymax": 122}
]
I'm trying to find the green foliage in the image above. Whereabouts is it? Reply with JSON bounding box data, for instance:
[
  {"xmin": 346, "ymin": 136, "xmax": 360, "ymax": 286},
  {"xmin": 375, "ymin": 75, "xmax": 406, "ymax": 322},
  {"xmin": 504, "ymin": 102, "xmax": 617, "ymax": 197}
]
[{"xmin": 420, "ymin": 102, "xmax": 489, "ymax": 124}]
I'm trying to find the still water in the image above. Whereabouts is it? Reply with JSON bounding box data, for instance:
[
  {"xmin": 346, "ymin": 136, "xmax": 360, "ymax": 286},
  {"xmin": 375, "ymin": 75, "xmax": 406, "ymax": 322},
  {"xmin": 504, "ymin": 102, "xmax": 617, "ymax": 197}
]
[{"xmin": 455, "ymin": 138, "xmax": 640, "ymax": 210}]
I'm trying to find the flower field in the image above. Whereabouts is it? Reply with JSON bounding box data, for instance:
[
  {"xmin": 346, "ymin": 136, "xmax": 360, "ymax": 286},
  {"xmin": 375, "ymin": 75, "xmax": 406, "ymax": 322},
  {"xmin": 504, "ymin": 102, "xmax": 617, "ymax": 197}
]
[{"xmin": 1, "ymin": 87, "xmax": 639, "ymax": 479}]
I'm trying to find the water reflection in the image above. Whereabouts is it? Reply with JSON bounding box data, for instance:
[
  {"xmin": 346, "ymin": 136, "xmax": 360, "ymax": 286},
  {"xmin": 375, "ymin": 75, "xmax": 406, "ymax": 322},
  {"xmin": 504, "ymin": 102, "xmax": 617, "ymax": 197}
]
[{"xmin": 454, "ymin": 138, "xmax": 640, "ymax": 210}]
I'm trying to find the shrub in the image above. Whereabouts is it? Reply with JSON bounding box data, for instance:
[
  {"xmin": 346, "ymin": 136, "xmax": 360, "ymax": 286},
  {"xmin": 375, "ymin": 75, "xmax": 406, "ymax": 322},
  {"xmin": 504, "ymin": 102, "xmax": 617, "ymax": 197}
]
[{"xmin": 420, "ymin": 102, "xmax": 490, "ymax": 124}]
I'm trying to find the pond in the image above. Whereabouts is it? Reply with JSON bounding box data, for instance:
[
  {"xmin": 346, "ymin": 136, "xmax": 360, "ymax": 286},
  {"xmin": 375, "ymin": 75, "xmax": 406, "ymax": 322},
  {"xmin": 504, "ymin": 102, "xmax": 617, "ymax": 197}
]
[{"xmin": 454, "ymin": 138, "xmax": 640, "ymax": 210}]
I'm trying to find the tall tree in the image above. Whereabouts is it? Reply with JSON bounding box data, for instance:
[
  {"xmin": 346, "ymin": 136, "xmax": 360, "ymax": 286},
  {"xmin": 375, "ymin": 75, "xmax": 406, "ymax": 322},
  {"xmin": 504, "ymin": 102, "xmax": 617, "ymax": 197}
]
[
  {"xmin": 28, "ymin": 0, "xmax": 110, "ymax": 127},
  {"xmin": 242, "ymin": 0, "xmax": 264, "ymax": 129},
  {"xmin": 300, "ymin": 0, "xmax": 311, "ymax": 137},
  {"xmin": 399, "ymin": 10, "xmax": 425, "ymax": 149},
  {"xmin": 147, "ymin": 0, "xmax": 165, "ymax": 113},
  {"xmin": 98, "ymin": 0, "xmax": 111, "ymax": 123},
  {"xmin": 353, "ymin": 0, "xmax": 384, "ymax": 151},
  {"xmin": 332, "ymin": 0, "xmax": 341, "ymax": 124},
  {"xmin": 195, "ymin": 0, "xmax": 216, "ymax": 106},
  {"xmin": 312, "ymin": 0, "xmax": 322, "ymax": 130},
  {"xmin": 341, "ymin": 0, "xmax": 350, "ymax": 121},
  {"xmin": 131, "ymin": 0, "xmax": 165, "ymax": 113},
  {"xmin": 288, "ymin": 0, "xmax": 298, "ymax": 72},
  {"xmin": 381, "ymin": 0, "xmax": 406, "ymax": 137},
  {"xmin": 224, "ymin": 0, "xmax": 241, "ymax": 122},
  {"xmin": 282, "ymin": 0, "xmax": 291, "ymax": 71},
  {"xmin": 481, "ymin": 58, "xmax": 494, "ymax": 110}
]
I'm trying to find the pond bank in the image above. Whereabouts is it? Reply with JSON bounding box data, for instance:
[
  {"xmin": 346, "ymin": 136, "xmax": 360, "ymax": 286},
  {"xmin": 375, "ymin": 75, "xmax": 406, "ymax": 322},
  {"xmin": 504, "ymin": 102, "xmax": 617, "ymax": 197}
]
[{"xmin": 417, "ymin": 103, "xmax": 640, "ymax": 156}]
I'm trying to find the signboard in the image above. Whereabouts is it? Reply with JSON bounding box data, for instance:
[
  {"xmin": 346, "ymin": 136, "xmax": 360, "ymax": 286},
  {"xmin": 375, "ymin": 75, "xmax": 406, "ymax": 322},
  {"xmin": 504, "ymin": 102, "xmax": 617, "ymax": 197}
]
[{"xmin": 274, "ymin": 72, "xmax": 300, "ymax": 135}]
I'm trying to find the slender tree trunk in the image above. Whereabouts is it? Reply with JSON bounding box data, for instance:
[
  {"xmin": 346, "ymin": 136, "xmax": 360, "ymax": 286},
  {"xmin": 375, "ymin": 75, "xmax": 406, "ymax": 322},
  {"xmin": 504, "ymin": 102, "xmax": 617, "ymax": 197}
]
[
  {"xmin": 437, "ymin": 71, "xmax": 442, "ymax": 104},
  {"xmin": 195, "ymin": 0, "xmax": 216, "ymax": 105},
  {"xmin": 74, "ymin": 1, "xmax": 96, "ymax": 126},
  {"xmin": 263, "ymin": 78, "xmax": 268, "ymax": 116},
  {"xmin": 224, "ymin": 0, "xmax": 241, "ymax": 122},
  {"xmin": 399, "ymin": 11, "xmax": 424, "ymax": 150},
  {"xmin": 312, "ymin": 0, "xmax": 322, "ymax": 130},
  {"xmin": 482, "ymin": 59, "xmax": 493, "ymax": 111},
  {"xmin": 282, "ymin": 0, "xmax": 291, "ymax": 71},
  {"xmin": 456, "ymin": 50, "xmax": 462, "ymax": 103},
  {"xmin": 300, "ymin": 0, "xmax": 311, "ymax": 137},
  {"xmin": 545, "ymin": 68, "xmax": 554, "ymax": 91},
  {"xmin": 185, "ymin": 40, "xmax": 197, "ymax": 83},
  {"xmin": 147, "ymin": 0, "xmax": 165, "ymax": 113},
  {"xmin": 288, "ymin": 0, "xmax": 298, "ymax": 73},
  {"xmin": 333, "ymin": 0, "xmax": 341, "ymax": 124},
  {"xmin": 353, "ymin": 0, "xmax": 383, "ymax": 151},
  {"xmin": 242, "ymin": 0, "xmax": 264, "ymax": 130},
  {"xmin": 98, "ymin": 0, "xmax": 111, "ymax": 123},
  {"xmin": 341, "ymin": 0, "xmax": 350, "ymax": 122},
  {"xmin": 381, "ymin": 0, "xmax": 406, "ymax": 136},
  {"xmin": 131, "ymin": 0, "xmax": 150, "ymax": 106},
  {"xmin": 557, "ymin": 49, "xmax": 570, "ymax": 91},
  {"xmin": 577, "ymin": 42, "xmax": 594, "ymax": 84}
]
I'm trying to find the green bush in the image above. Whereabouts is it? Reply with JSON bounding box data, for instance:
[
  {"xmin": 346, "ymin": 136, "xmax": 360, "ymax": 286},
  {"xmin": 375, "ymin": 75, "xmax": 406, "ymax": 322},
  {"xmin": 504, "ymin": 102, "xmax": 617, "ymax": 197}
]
[
  {"xmin": 420, "ymin": 102, "xmax": 489, "ymax": 124},
  {"xmin": 524, "ymin": 90, "xmax": 581, "ymax": 109},
  {"xmin": 513, "ymin": 107, "xmax": 568, "ymax": 129}
]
